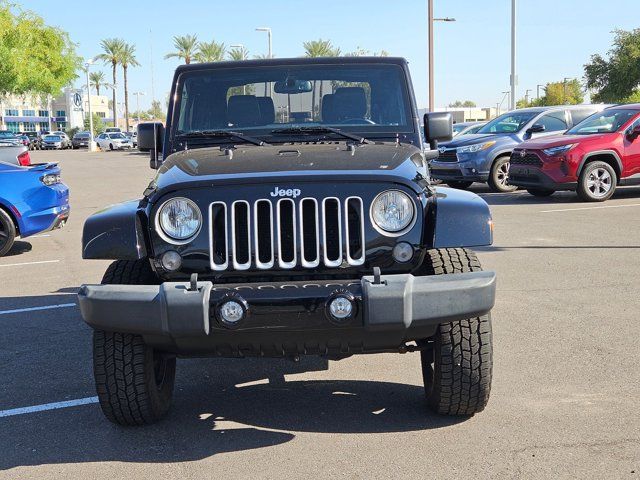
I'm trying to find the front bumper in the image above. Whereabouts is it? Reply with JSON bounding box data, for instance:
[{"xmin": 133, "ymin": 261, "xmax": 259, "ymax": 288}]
[
  {"xmin": 77, "ymin": 271, "xmax": 496, "ymax": 356},
  {"xmin": 429, "ymin": 161, "xmax": 489, "ymax": 182},
  {"xmin": 509, "ymin": 166, "xmax": 577, "ymax": 191}
]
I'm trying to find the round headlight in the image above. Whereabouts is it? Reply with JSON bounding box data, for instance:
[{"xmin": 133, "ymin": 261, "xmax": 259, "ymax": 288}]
[
  {"xmin": 158, "ymin": 197, "xmax": 202, "ymax": 241},
  {"xmin": 371, "ymin": 190, "xmax": 415, "ymax": 234}
]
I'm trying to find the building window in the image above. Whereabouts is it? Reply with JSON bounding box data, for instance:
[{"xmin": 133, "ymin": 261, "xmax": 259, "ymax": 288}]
[
  {"xmin": 39, "ymin": 121, "xmax": 49, "ymax": 132},
  {"xmin": 22, "ymin": 109, "xmax": 36, "ymax": 116},
  {"xmin": 38, "ymin": 110, "xmax": 49, "ymax": 117},
  {"xmin": 6, "ymin": 122, "xmax": 20, "ymax": 133},
  {"xmin": 96, "ymin": 112, "xmax": 106, "ymax": 118},
  {"xmin": 5, "ymin": 109, "xmax": 19, "ymax": 116},
  {"xmin": 23, "ymin": 123, "xmax": 37, "ymax": 132},
  {"xmin": 56, "ymin": 122, "xmax": 66, "ymax": 130},
  {"xmin": 55, "ymin": 110, "xmax": 66, "ymax": 117}
]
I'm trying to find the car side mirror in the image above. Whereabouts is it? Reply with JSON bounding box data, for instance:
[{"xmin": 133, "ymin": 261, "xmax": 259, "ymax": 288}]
[
  {"xmin": 627, "ymin": 124, "xmax": 640, "ymax": 140},
  {"xmin": 138, "ymin": 122, "xmax": 165, "ymax": 169},
  {"xmin": 526, "ymin": 124, "xmax": 546, "ymax": 135},
  {"xmin": 423, "ymin": 112, "xmax": 453, "ymax": 150}
]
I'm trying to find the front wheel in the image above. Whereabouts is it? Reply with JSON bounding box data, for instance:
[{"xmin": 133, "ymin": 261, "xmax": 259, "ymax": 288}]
[
  {"xmin": 93, "ymin": 259, "xmax": 175, "ymax": 425},
  {"xmin": 577, "ymin": 161, "xmax": 616, "ymax": 202},
  {"xmin": 488, "ymin": 156, "xmax": 517, "ymax": 192},
  {"xmin": 526, "ymin": 187, "xmax": 554, "ymax": 197},
  {"xmin": 109, "ymin": 143, "xmax": 114, "ymax": 151},
  {"xmin": 446, "ymin": 181, "xmax": 473, "ymax": 190},
  {"xmin": 419, "ymin": 248, "xmax": 493, "ymax": 415}
]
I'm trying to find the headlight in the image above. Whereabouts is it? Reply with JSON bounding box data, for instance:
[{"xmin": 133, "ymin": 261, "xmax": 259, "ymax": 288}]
[
  {"xmin": 158, "ymin": 197, "xmax": 202, "ymax": 241},
  {"xmin": 542, "ymin": 144, "xmax": 576, "ymax": 156},
  {"xmin": 457, "ymin": 141, "xmax": 496, "ymax": 154},
  {"xmin": 371, "ymin": 190, "xmax": 415, "ymax": 234}
]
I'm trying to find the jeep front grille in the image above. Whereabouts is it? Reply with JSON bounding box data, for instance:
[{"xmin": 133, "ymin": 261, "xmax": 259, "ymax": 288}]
[{"xmin": 209, "ymin": 197, "xmax": 365, "ymax": 271}]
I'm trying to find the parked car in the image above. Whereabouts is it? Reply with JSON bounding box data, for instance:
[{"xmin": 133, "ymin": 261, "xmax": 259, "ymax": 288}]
[
  {"xmin": 509, "ymin": 104, "xmax": 640, "ymax": 201},
  {"xmin": 453, "ymin": 121, "xmax": 486, "ymax": 137},
  {"xmin": 0, "ymin": 149, "xmax": 70, "ymax": 256},
  {"xmin": 0, "ymin": 130, "xmax": 20, "ymax": 146},
  {"xmin": 0, "ymin": 143, "xmax": 30, "ymax": 167},
  {"xmin": 429, "ymin": 105, "xmax": 608, "ymax": 192},
  {"xmin": 124, "ymin": 131, "xmax": 138, "ymax": 148},
  {"xmin": 78, "ymin": 56, "xmax": 497, "ymax": 426},
  {"xmin": 15, "ymin": 134, "xmax": 30, "ymax": 147},
  {"xmin": 95, "ymin": 132, "xmax": 133, "ymax": 150},
  {"xmin": 41, "ymin": 134, "xmax": 66, "ymax": 150},
  {"xmin": 72, "ymin": 131, "xmax": 93, "ymax": 149},
  {"xmin": 24, "ymin": 132, "xmax": 41, "ymax": 150}
]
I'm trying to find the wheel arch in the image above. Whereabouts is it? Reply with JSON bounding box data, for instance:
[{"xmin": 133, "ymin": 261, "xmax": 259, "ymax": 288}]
[
  {"xmin": 577, "ymin": 150, "xmax": 623, "ymax": 182},
  {"xmin": 0, "ymin": 200, "xmax": 21, "ymax": 235}
]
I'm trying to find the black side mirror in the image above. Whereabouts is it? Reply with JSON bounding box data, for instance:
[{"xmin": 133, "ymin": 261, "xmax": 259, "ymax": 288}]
[
  {"xmin": 526, "ymin": 124, "xmax": 546, "ymax": 135},
  {"xmin": 423, "ymin": 112, "xmax": 453, "ymax": 150},
  {"xmin": 138, "ymin": 122, "xmax": 165, "ymax": 169},
  {"xmin": 627, "ymin": 124, "xmax": 640, "ymax": 140}
]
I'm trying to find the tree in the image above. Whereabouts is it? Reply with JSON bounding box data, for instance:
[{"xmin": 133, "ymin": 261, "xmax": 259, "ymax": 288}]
[
  {"xmin": 448, "ymin": 100, "xmax": 477, "ymax": 108},
  {"xmin": 119, "ymin": 42, "xmax": 140, "ymax": 132},
  {"xmin": 83, "ymin": 112, "xmax": 105, "ymax": 136},
  {"xmin": 194, "ymin": 40, "xmax": 225, "ymax": 62},
  {"xmin": 535, "ymin": 80, "xmax": 584, "ymax": 106},
  {"xmin": 89, "ymin": 71, "xmax": 107, "ymax": 95},
  {"xmin": 148, "ymin": 100, "xmax": 164, "ymax": 120},
  {"xmin": 585, "ymin": 29, "xmax": 640, "ymax": 103},
  {"xmin": 0, "ymin": 2, "xmax": 80, "ymax": 96},
  {"xmin": 303, "ymin": 40, "xmax": 341, "ymax": 119},
  {"xmin": 165, "ymin": 35, "xmax": 199, "ymax": 64},
  {"xmin": 96, "ymin": 38, "xmax": 124, "ymax": 127},
  {"xmin": 345, "ymin": 47, "xmax": 389, "ymax": 57},
  {"xmin": 228, "ymin": 46, "xmax": 249, "ymax": 61}
]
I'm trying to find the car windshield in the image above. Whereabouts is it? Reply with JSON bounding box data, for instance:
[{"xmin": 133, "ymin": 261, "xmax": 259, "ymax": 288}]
[
  {"xmin": 109, "ymin": 133, "xmax": 126, "ymax": 139},
  {"xmin": 172, "ymin": 63, "xmax": 414, "ymax": 145},
  {"xmin": 477, "ymin": 111, "xmax": 537, "ymax": 134},
  {"xmin": 0, "ymin": 132, "xmax": 16, "ymax": 138},
  {"xmin": 75, "ymin": 133, "xmax": 89, "ymax": 138},
  {"xmin": 566, "ymin": 109, "xmax": 638, "ymax": 135},
  {"xmin": 453, "ymin": 124, "xmax": 467, "ymax": 133}
]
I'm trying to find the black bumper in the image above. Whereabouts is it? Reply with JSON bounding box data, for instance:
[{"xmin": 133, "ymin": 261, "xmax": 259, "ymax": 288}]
[
  {"xmin": 77, "ymin": 272, "xmax": 496, "ymax": 356},
  {"xmin": 509, "ymin": 167, "xmax": 577, "ymax": 191}
]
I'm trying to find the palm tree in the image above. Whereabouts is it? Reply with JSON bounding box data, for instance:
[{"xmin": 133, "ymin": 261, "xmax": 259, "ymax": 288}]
[
  {"xmin": 228, "ymin": 46, "xmax": 249, "ymax": 61},
  {"xmin": 120, "ymin": 42, "xmax": 140, "ymax": 132},
  {"xmin": 97, "ymin": 38, "xmax": 125, "ymax": 127},
  {"xmin": 194, "ymin": 40, "xmax": 226, "ymax": 63},
  {"xmin": 164, "ymin": 35, "xmax": 199, "ymax": 64},
  {"xmin": 303, "ymin": 40, "xmax": 341, "ymax": 119},
  {"xmin": 89, "ymin": 71, "xmax": 106, "ymax": 95}
]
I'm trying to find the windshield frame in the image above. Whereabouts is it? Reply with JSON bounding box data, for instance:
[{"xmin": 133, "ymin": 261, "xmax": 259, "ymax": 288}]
[
  {"xmin": 565, "ymin": 108, "xmax": 640, "ymax": 135},
  {"xmin": 167, "ymin": 60, "xmax": 419, "ymax": 152}
]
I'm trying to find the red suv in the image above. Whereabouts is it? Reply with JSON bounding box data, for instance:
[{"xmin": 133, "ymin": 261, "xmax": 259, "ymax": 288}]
[{"xmin": 509, "ymin": 104, "xmax": 640, "ymax": 201}]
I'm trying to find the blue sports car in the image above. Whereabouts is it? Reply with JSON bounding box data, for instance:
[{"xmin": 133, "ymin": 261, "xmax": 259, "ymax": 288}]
[{"xmin": 0, "ymin": 149, "xmax": 70, "ymax": 256}]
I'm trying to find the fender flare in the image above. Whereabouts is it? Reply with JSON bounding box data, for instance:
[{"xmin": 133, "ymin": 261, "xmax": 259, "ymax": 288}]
[
  {"xmin": 431, "ymin": 187, "xmax": 493, "ymax": 248},
  {"xmin": 576, "ymin": 150, "xmax": 623, "ymax": 178},
  {"xmin": 82, "ymin": 200, "xmax": 148, "ymax": 260}
]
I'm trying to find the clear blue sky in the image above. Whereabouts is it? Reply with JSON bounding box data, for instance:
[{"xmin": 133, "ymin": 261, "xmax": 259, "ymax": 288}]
[{"xmin": 28, "ymin": 0, "xmax": 638, "ymax": 110}]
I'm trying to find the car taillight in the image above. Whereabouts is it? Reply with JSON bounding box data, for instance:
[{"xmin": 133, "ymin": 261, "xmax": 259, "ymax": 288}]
[{"xmin": 17, "ymin": 151, "xmax": 31, "ymax": 166}]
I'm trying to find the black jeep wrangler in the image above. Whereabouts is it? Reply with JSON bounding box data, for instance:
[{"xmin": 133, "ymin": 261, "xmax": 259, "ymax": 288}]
[{"xmin": 78, "ymin": 57, "xmax": 496, "ymax": 426}]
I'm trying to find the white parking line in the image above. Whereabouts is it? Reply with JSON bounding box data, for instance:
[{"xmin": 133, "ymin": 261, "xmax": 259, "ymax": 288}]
[
  {"xmin": 0, "ymin": 259, "xmax": 60, "ymax": 268},
  {"xmin": 541, "ymin": 203, "xmax": 640, "ymax": 213},
  {"xmin": 29, "ymin": 234, "xmax": 51, "ymax": 238},
  {"xmin": 0, "ymin": 303, "xmax": 76, "ymax": 315},
  {"xmin": 0, "ymin": 396, "xmax": 98, "ymax": 418}
]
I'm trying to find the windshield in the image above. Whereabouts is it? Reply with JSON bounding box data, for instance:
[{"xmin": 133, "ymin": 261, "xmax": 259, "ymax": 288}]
[
  {"xmin": 566, "ymin": 109, "xmax": 638, "ymax": 135},
  {"xmin": 477, "ymin": 112, "xmax": 537, "ymax": 134},
  {"xmin": 453, "ymin": 124, "xmax": 467, "ymax": 134},
  {"xmin": 0, "ymin": 132, "xmax": 16, "ymax": 138},
  {"xmin": 172, "ymin": 63, "xmax": 413, "ymax": 145},
  {"xmin": 109, "ymin": 133, "xmax": 126, "ymax": 139}
]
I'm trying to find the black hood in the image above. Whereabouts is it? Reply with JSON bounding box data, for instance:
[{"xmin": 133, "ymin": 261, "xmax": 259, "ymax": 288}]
[{"xmin": 152, "ymin": 142, "xmax": 427, "ymax": 193}]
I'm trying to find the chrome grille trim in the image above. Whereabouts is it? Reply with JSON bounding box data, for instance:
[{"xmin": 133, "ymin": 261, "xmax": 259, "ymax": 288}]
[
  {"xmin": 231, "ymin": 200, "xmax": 251, "ymax": 270},
  {"xmin": 209, "ymin": 201, "xmax": 228, "ymax": 271},
  {"xmin": 322, "ymin": 197, "xmax": 343, "ymax": 267},
  {"xmin": 277, "ymin": 198, "xmax": 297, "ymax": 269},
  {"xmin": 345, "ymin": 196, "xmax": 365, "ymax": 266},
  {"xmin": 299, "ymin": 197, "xmax": 320, "ymax": 268}
]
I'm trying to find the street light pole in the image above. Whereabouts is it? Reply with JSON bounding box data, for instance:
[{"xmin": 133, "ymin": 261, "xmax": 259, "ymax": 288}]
[
  {"xmin": 537, "ymin": 84, "xmax": 545, "ymax": 100},
  {"xmin": 132, "ymin": 92, "xmax": 145, "ymax": 124},
  {"xmin": 510, "ymin": 0, "xmax": 517, "ymax": 110},
  {"xmin": 231, "ymin": 44, "xmax": 247, "ymax": 94},
  {"xmin": 84, "ymin": 58, "xmax": 97, "ymax": 151},
  {"xmin": 524, "ymin": 88, "xmax": 532, "ymax": 106},
  {"xmin": 427, "ymin": 1, "xmax": 455, "ymax": 111},
  {"xmin": 256, "ymin": 28, "xmax": 273, "ymax": 96},
  {"xmin": 563, "ymin": 77, "xmax": 571, "ymax": 104}
]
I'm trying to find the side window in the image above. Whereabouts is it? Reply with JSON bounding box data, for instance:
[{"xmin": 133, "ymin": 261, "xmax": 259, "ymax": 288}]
[{"xmin": 537, "ymin": 111, "xmax": 568, "ymax": 132}]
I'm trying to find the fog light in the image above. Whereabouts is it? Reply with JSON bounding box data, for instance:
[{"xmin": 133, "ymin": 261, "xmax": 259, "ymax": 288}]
[
  {"xmin": 161, "ymin": 250, "xmax": 182, "ymax": 271},
  {"xmin": 392, "ymin": 242, "xmax": 414, "ymax": 263},
  {"xmin": 328, "ymin": 296, "xmax": 354, "ymax": 320},
  {"xmin": 219, "ymin": 300, "xmax": 245, "ymax": 325}
]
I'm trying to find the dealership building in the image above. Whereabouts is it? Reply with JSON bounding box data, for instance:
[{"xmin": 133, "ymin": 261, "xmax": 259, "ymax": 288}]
[{"xmin": 0, "ymin": 88, "xmax": 111, "ymax": 133}]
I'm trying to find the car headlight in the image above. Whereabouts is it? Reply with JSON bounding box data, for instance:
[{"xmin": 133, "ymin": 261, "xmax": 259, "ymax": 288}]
[
  {"xmin": 157, "ymin": 197, "xmax": 202, "ymax": 241},
  {"xmin": 457, "ymin": 141, "xmax": 497, "ymax": 154},
  {"xmin": 542, "ymin": 144, "xmax": 576, "ymax": 156},
  {"xmin": 371, "ymin": 190, "xmax": 415, "ymax": 234}
]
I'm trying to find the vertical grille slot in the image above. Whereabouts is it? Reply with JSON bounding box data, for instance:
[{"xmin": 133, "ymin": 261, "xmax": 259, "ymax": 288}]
[
  {"xmin": 345, "ymin": 197, "xmax": 365, "ymax": 265},
  {"xmin": 254, "ymin": 200, "xmax": 274, "ymax": 269},
  {"xmin": 231, "ymin": 201, "xmax": 251, "ymax": 270},
  {"xmin": 277, "ymin": 199, "xmax": 297, "ymax": 268},
  {"xmin": 210, "ymin": 202, "xmax": 228, "ymax": 271},
  {"xmin": 322, "ymin": 197, "xmax": 342, "ymax": 267},
  {"xmin": 300, "ymin": 198, "xmax": 320, "ymax": 268}
]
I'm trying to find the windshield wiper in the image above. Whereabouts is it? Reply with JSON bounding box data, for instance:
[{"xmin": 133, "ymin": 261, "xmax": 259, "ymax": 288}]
[
  {"xmin": 270, "ymin": 127, "xmax": 370, "ymax": 144},
  {"xmin": 176, "ymin": 130, "xmax": 269, "ymax": 146}
]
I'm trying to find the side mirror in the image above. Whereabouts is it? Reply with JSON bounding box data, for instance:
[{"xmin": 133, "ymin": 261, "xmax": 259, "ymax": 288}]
[
  {"xmin": 526, "ymin": 124, "xmax": 546, "ymax": 135},
  {"xmin": 423, "ymin": 112, "xmax": 453, "ymax": 150},
  {"xmin": 627, "ymin": 124, "xmax": 640, "ymax": 140},
  {"xmin": 138, "ymin": 122, "xmax": 164, "ymax": 169}
]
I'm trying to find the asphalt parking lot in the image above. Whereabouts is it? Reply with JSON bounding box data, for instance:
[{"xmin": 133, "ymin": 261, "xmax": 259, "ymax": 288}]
[{"xmin": 1, "ymin": 149, "xmax": 639, "ymax": 479}]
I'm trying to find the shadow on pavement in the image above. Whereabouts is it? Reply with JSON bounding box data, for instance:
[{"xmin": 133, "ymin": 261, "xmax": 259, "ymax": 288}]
[{"xmin": 3, "ymin": 240, "xmax": 32, "ymax": 257}]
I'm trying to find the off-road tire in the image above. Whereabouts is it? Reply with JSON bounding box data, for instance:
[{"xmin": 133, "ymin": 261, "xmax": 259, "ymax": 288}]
[
  {"xmin": 93, "ymin": 259, "xmax": 175, "ymax": 426},
  {"xmin": 488, "ymin": 155, "xmax": 517, "ymax": 192},
  {"xmin": 0, "ymin": 208, "xmax": 17, "ymax": 257},
  {"xmin": 577, "ymin": 160, "xmax": 617, "ymax": 202},
  {"xmin": 419, "ymin": 248, "xmax": 493, "ymax": 415},
  {"xmin": 446, "ymin": 181, "xmax": 473, "ymax": 190},
  {"xmin": 526, "ymin": 188, "xmax": 554, "ymax": 197}
]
